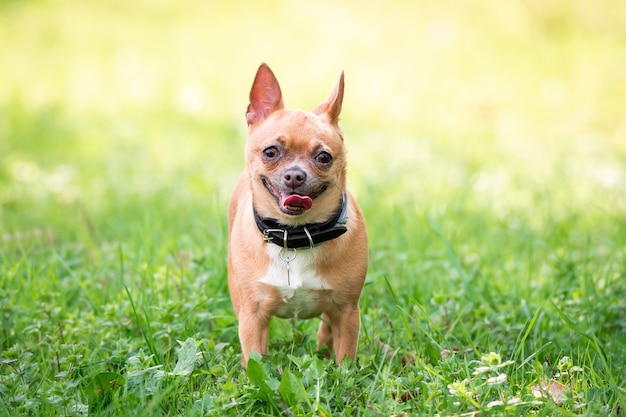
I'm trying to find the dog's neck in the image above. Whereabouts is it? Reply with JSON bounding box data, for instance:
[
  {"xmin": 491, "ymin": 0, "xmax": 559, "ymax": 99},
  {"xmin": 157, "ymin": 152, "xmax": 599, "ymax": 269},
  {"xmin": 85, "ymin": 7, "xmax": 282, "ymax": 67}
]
[{"xmin": 253, "ymin": 190, "xmax": 349, "ymax": 249}]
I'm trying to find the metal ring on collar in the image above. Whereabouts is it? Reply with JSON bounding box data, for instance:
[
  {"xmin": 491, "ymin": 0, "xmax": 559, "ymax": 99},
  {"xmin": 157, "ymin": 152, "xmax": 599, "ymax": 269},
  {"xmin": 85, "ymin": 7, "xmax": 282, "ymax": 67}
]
[{"xmin": 303, "ymin": 226, "xmax": 314, "ymax": 248}]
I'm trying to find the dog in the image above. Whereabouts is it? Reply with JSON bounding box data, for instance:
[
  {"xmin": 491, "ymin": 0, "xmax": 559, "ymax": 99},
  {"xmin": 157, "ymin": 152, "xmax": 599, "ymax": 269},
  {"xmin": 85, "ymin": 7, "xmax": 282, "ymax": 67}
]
[{"xmin": 227, "ymin": 63, "xmax": 368, "ymax": 366}]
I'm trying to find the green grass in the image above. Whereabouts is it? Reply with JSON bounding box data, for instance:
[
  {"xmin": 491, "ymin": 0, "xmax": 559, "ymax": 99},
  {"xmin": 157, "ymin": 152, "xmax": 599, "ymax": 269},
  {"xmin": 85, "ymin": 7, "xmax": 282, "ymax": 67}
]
[{"xmin": 2, "ymin": 0, "xmax": 626, "ymax": 415}]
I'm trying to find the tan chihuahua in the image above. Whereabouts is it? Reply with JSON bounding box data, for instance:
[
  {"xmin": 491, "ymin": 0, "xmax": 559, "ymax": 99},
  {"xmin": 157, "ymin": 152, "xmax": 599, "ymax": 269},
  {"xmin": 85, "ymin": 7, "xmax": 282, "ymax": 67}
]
[{"xmin": 227, "ymin": 64, "xmax": 368, "ymax": 366}]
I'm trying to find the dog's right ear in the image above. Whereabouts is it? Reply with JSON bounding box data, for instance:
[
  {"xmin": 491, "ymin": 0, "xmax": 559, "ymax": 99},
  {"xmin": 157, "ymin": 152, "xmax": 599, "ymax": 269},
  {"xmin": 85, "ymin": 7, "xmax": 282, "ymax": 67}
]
[{"xmin": 246, "ymin": 63, "xmax": 284, "ymax": 126}]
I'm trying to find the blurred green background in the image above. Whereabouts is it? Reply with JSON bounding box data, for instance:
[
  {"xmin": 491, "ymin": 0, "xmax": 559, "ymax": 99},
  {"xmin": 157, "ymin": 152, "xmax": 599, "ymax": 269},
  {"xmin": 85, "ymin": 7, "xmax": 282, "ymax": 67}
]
[
  {"xmin": 1, "ymin": 0, "xmax": 625, "ymax": 240},
  {"xmin": 2, "ymin": 2, "xmax": 626, "ymax": 413},
  {"xmin": 2, "ymin": 3, "xmax": 626, "ymax": 413}
]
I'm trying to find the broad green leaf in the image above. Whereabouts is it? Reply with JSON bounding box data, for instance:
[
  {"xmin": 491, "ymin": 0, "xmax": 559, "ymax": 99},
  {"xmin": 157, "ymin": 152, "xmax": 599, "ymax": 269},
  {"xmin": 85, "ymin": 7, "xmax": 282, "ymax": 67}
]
[
  {"xmin": 172, "ymin": 337, "xmax": 198, "ymax": 376},
  {"xmin": 92, "ymin": 371, "xmax": 125, "ymax": 394},
  {"xmin": 247, "ymin": 357, "xmax": 281, "ymax": 411},
  {"xmin": 247, "ymin": 357, "xmax": 272, "ymax": 398},
  {"xmin": 279, "ymin": 368, "xmax": 308, "ymax": 407},
  {"xmin": 88, "ymin": 372, "xmax": 125, "ymax": 413}
]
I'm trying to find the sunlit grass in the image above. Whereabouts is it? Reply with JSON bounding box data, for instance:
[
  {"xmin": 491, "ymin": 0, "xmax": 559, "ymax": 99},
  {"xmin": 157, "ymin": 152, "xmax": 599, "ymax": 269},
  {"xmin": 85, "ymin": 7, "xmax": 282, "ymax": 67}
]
[{"xmin": 1, "ymin": 0, "xmax": 625, "ymax": 415}]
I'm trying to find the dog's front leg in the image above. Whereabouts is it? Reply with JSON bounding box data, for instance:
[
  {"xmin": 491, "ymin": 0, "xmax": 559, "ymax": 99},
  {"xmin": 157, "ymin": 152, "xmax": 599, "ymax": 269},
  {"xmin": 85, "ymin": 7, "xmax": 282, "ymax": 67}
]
[
  {"xmin": 317, "ymin": 313, "xmax": 333, "ymax": 353},
  {"xmin": 238, "ymin": 304, "xmax": 270, "ymax": 366},
  {"xmin": 327, "ymin": 305, "xmax": 361, "ymax": 363}
]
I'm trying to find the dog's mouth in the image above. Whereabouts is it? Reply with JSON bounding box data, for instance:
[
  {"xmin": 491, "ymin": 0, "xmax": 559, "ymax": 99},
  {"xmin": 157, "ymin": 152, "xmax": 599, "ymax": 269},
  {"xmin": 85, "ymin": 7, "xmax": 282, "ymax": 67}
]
[{"xmin": 261, "ymin": 177, "xmax": 327, "ymax": 216}]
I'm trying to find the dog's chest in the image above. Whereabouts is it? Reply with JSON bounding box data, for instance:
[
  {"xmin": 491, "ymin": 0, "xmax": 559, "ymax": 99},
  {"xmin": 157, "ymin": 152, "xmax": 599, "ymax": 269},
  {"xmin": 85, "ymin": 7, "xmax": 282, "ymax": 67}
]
[{"xmin": 258, "ymin": 245, "xmax": 330, "ymax": 319}]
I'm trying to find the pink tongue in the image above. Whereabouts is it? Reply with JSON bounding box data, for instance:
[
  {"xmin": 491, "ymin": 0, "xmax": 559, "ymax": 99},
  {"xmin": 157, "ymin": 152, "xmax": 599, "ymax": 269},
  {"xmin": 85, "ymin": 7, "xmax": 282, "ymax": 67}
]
[{"xmin": 283, "ymin": 194, "xmax": 313, "ymax": 210}]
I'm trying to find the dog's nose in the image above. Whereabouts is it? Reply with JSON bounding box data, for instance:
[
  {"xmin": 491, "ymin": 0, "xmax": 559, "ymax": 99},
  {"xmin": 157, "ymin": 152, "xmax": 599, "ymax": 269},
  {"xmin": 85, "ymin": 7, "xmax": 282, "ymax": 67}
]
[{"xmin": 283, "ymin": 168, "xmax": 307, "ymax": 189}]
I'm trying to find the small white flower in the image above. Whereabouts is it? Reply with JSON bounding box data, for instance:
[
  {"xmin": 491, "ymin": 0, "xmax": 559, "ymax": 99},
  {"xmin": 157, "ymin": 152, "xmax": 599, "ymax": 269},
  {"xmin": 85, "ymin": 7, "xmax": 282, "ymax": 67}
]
[
  {"xmin": 481, "ymin": 352, "xmax": 502, "ymax": 365},
  {"xmin": 557, "ymin": 356, "xmax": 573, "ymax": 372},
  {"xmin": 473, "ymin": 366, "xmax": 491, "ymax": 375},
  {"xmin": 487, "ymin": 400, "xmax": 504, "ymax": 408},
  {"xmin": 473, "ymin": 360, "xmax": 514, "ymax": 375},
  {"xmin": 507, "ymin": 397, "xmax": 522, "ymax": 405},
  {"xmin": 486, "ymin": 373, "xmax": 508, "ymax": 385},
  {"xmin": 447, "ymin": 379, "xmax": 470, "ymax": 396},
  {"xmin": 473, "ymin": 352, "xmax": 515, "ymax": 375}
]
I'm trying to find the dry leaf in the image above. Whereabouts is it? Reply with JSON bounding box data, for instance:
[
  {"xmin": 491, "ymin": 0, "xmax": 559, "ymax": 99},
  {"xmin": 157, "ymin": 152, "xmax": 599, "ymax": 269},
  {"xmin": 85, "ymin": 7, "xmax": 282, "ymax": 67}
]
[{"xmin": 531, "ymin": 379, "xmax": 568, "ymax": 404}]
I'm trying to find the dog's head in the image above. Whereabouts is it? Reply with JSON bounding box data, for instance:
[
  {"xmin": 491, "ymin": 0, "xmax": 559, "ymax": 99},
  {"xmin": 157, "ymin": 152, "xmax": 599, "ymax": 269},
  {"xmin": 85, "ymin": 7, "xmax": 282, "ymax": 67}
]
[{"xmin": 244, "ymin": 64, "xmax": 347, "ymax": 225}]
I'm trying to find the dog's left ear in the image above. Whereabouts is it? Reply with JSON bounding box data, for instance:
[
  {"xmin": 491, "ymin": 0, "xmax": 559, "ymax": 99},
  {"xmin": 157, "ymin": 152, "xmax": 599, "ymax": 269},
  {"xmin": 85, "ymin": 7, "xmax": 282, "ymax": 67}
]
[{"xmin": 312, "ymin": 71, "xmax": 344, "ymax": 126}]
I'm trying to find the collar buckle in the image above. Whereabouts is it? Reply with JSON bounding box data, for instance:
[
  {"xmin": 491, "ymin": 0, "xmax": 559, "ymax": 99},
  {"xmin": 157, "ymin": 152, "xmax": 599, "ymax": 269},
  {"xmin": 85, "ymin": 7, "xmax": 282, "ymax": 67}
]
[{"xmin": 262, "ymin": 228, "xmax": 286, "ymax": 244}]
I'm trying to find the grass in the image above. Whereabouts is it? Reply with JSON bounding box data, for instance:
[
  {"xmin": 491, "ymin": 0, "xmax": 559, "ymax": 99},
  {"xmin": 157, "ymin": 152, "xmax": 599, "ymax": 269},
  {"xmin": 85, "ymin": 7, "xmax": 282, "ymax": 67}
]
[{"xmin": 1, "ymin": 0, "xmax": 626, "ymax": 415}]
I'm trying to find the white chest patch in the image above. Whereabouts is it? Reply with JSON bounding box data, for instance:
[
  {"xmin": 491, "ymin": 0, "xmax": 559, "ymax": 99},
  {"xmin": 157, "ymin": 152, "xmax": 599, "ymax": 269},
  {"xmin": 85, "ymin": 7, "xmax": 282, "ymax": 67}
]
[
  {"xmin": 258, "ymin": 245, "xmax": 330, "ymax": 318},
  {"xmin": 259, "ymin": 245, "xmax": 327, "ymax": 290}
]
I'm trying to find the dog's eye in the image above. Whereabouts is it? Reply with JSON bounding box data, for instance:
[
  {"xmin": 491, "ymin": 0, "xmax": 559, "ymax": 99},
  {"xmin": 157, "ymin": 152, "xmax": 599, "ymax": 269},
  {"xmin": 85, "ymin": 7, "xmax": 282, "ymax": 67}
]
[
  {"xmin": 315, "ymin": 151, "xmax": 333, "ymax": 164},
  {"xmin": 262, "ymin": 146, "xmax": 280, "ymax": 159}
]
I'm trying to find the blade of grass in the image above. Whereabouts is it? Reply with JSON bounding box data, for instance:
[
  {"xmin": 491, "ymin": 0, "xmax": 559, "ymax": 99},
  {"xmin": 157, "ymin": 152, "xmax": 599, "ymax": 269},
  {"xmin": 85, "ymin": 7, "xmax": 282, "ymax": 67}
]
[
  {"xmin": 383, "ymin": 274, "xmax": 415, "ymax": 346},
  {"xmin": 120, "ymin": 245, "xmax": 159, "ymax": 364},
  {"xmin": 512, "ymin": 302, "xmax": 545, "ymax": 364},
  {"xmin": 550, "ymin": 300, "xmax": 615, "ymax": 387},
  {"xmin": 124, "ymin": 285, "xmax": 159, "ymax": 365}
]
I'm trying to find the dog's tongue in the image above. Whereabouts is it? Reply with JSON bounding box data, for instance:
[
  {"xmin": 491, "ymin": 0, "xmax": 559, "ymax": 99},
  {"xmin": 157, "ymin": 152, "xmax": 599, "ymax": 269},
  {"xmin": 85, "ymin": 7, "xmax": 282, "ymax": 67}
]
[{"xmin": 283, "ymin": 194, "xmax": 313, "ymax": 211}]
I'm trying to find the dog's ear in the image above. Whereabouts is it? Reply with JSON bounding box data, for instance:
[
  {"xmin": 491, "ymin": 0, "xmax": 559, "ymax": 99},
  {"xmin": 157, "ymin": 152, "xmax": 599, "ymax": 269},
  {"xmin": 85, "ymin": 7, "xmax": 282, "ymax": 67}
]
[
  {"xmin": 312, "ymin": 71, "xmax": 344, "ymax": 126},
  {"xmin": 246, "ymin": 63, "xmax": 284, "ymax": 126}
]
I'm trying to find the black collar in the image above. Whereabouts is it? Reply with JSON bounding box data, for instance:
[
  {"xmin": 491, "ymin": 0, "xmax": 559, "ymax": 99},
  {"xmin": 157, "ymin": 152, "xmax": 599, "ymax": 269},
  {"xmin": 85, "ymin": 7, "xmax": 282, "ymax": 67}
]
[{"xmin": 253, "ymin": 191, "xmax": 349, "ymax": 249}]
